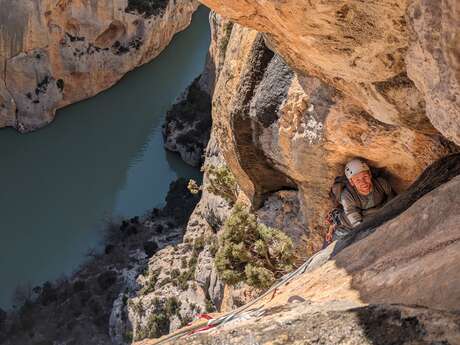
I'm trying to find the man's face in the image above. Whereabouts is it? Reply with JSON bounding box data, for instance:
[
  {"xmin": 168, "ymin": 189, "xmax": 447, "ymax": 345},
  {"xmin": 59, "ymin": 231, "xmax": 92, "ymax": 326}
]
[{"xmin": 350, "ymin": 171, "xmax": 373, "ymax": 195}]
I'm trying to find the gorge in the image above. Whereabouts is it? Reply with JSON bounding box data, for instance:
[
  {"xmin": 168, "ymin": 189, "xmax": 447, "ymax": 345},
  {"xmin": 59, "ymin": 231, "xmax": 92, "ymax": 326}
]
[
  {"xmin": 0, "ymin": 5, "xmax": 210, "ymax": 310},
  {"xmin": 0, "ymin": 1, "xmax": 459, "ymax": 345}
]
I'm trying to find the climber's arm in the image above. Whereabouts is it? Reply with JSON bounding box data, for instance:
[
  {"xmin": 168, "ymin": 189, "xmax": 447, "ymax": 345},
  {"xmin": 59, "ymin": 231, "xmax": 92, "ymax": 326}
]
[{"xmin": 340, "ymin": 190, "xmax": 362, "ymax": 227}]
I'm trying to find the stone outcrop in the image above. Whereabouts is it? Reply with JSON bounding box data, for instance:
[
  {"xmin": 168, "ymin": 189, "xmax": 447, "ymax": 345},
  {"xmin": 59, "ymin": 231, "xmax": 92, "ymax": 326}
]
[
  {"xmin": 127, "ymin": 133, "xmax": 231, "ymax": 342},
  {"xmin": 0, "ymin": 0, "xmax": 199, "ymax": 132},
  {"xmin": 263, "ymin": 174, "xmax": 460, "ymax": 312},
  {"xmin": 199, "ymin": 0, "xmax": 460, "ymax": 146},
  {"xmin": 208, "ymin": 20, "xmax": 453, "ymax": 248},
  {"xmin": 163, "ymin": 75, "xmax": 212, "ymax": 167},
  {"xmin": 161, "ymin": 10, "xmax": 234, "ymax": 169}
]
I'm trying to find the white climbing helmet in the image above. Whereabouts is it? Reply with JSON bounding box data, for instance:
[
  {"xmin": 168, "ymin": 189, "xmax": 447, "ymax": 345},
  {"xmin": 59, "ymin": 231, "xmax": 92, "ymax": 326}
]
[{"xmin": 344, "ymin": 158, "xmax": 370, "ymax": 180}]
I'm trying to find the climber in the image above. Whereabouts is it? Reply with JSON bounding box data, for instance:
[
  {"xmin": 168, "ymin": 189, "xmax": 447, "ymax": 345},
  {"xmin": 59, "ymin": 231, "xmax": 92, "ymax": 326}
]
[{"xmin": 325, "ymin": 158, "xmax": 395, "ymax": 243}]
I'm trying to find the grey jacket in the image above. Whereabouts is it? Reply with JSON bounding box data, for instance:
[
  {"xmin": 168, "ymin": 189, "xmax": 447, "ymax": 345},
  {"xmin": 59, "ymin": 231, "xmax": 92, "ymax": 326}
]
[{"xmin": 340, "ymin": 177, "xmax": 395, "ymax": 228}]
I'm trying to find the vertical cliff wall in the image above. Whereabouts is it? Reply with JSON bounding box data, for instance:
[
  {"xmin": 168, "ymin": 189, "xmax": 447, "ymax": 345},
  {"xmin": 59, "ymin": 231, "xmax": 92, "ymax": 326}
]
[
  {"xmin": 0, "ymin": 0, "xmax": 199, "ymax": 132},
  {"xmin": 206, "ymin": 17, "xmax": 454, "ymax": 247},
  {"xmin": 129, "ymin": 3, "xmax": 459, "ymax": 343},
  {"xmin": 199, "ymin": 0, "xmax": 460, "ymax": 146}
]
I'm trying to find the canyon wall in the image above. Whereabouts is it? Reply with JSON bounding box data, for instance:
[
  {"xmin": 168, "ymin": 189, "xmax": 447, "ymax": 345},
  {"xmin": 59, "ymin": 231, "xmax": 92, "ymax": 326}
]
[
  {"xmin": 127, "ymin": 6, "xmax": 458, "ymax": 340},
  {"xmin": 203, "ymin": 14, "xmax": 455, "ymax": 248},
  {"xmin": 0, "ymin": 0, "xmax": 199, "ymax": 132},
  {"xmin": 199, "ymin": 0, "xmax": 460, "ymax": 146}
]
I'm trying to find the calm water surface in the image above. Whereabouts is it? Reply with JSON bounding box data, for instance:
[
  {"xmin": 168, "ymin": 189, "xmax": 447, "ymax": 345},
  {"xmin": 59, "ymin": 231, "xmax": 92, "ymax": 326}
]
[{"xmin": 0, "ymin": 7, "xmax": 210, "ymax": 309}]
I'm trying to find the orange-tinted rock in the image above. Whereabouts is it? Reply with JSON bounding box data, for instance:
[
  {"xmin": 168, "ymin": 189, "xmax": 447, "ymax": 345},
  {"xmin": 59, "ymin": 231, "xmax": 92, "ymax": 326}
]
[
  {"xmin": 406, "ymin": 0, "xmax": 460, "ymax": 145},
  {"xmin": 199, "ymin": 0, "xmax": 459, "ymax": 142},
  {"xmin": 210, "ymin": 23, "xmax": 451, "ymax": 248}
]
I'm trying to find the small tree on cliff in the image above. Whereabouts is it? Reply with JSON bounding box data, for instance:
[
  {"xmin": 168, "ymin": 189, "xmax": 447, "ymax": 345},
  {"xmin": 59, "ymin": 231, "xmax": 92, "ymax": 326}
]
[
  {"xmin": 205, "ymin": 164, "xmax": 238, "ymax": 205},
  {"xmin": 214, "ymin": 205, "xmax": 294, "ymax": 289}
]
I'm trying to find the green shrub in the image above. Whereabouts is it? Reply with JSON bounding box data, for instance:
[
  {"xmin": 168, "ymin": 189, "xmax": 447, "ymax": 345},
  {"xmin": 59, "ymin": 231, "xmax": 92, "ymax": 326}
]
[
  {"xmin": 165, "ymin": 297, "xmax": 181, "ymax": 316},
  {"xmin": 134, "ymin": 296, "xmax": 183, "ymax": 341},
  {"xmin": 142, "ymin": 312, "xmax": 168, "ymax": 340},
  {"xmin": 140, "ymin": 268, "xmax": 161, "ymax": 295},
  {"xmin": 244, "ymin": 264, "xmax": 275, "ymax": 289},
  {"xmin": 205, "ymin": 164, "xmax": 238, "ymax": 204},
  {"xmin": 214, "ymin": 205, "xmax": 294, "ymax": 289}
]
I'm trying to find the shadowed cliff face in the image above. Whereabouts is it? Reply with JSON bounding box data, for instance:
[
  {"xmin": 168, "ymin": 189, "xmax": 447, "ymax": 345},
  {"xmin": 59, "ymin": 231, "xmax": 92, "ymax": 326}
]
[
  {"xmin": 199, "ymin": 0, "xmax": 460, "ymax": 146},
  {"xmin": 0, "ymin": 0, "xmax": 199, "ymax": 132}
]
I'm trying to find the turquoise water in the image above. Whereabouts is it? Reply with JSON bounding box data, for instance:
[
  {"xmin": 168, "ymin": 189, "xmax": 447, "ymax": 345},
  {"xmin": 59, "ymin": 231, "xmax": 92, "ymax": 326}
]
[{"xmin": 0, "ymin": 7, "xmax": 210, "ymax": 309}]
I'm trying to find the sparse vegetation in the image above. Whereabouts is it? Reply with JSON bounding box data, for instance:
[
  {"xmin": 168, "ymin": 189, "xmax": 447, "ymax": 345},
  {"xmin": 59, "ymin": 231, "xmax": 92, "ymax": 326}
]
[
  {"xmin": 187, "ymin": 179, "xmax": 201, "ymax": 194},
  {"xmin": 205, "ymin": 164, "xmax": 238, "ymax": 204},
  {"xmin": 214, "ymin": 205, "xmax": 294, "ymax": 289},
  {"xmin": 176, "ymin": 236, "xmax": 206, "ymax": 291},
  {"xmin": 181, "ymin": 256, "xmax": 187, "ymax": 269},
  {"xmin": 129, "ymin": 299, "xmax": 145, "ymax": 317},
  {"xmin": 133, "ymin": 296, "xmax": 182, "ymax": 341},
  {"xmin": 140, "ymin": 268, "xmax": 161, "ymax": 295},
  {"xmin": 205, "ymin": 298, "xmax": 215, "ymax": 313}
]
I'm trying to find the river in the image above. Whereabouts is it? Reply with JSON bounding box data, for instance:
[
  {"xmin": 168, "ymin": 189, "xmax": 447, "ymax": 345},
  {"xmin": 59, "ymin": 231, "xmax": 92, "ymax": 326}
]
[{"xmin": 0, "ymin": 6, "xmax": 210, "ymax": 309}]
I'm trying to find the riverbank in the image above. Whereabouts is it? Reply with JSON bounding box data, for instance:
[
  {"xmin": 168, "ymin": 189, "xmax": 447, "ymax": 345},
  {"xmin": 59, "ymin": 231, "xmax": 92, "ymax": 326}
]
[{"xmin": 0, "ymin": 178, "xmax": 201, "ymax": 345}]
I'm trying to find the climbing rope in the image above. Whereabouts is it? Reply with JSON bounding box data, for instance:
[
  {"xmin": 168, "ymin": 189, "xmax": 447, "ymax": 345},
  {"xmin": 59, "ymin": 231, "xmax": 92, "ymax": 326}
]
[
  {"xmin": 150, "ymin": 248, "xmax": 327, "ymax": 345},
  {"xmin": 149, "ymin": 153, "xmax": 460, "ymax": 344}
]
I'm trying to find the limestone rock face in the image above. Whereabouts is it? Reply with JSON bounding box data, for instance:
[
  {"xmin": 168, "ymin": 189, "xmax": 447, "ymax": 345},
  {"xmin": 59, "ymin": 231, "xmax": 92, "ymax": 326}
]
[
  {"xmin": 199, "ymin": 0, "xmax": 460, "ymax": 144},
  {"xmin": 262, "ymin": 175, "xmax": 460, "ymax": 311},
  {"xmin": 135, "ymin": 166, "xmax": 460, "ymax": 345},
  {"xmin": 153, "ymin": 302, "xmax": 460, "ymax": 345},
  {"xmin": 0, "ymin": 0, "xmax": 199, "ymax": 132},
  {"xmin": 210, "ymin": 21, "xmax": 452, "ymax": 247},
  {"xmin": 127, "ymin": 134, "xmax": 231, "ymax": 342},
  {"xmin": 406, "ymin": 0, "xmax": 460, "ymax": 145}
]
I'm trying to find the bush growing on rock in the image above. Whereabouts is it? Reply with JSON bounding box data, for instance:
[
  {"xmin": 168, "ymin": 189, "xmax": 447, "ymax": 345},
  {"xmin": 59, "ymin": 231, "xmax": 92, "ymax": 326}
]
[
  {"xmin": 205, "ymin": 164, "xmax": 238, "ymax": 204},
  {"xmin": 214, "ymin": 205, "xmax": 294, "ymax": 289},
  {"xmin": 133, "ymin": 297, "xmax": 182, "ymax": 341}
]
